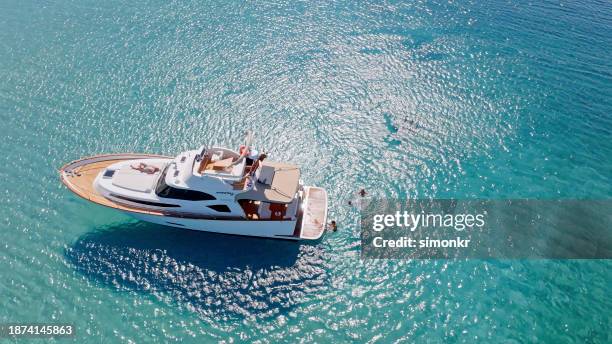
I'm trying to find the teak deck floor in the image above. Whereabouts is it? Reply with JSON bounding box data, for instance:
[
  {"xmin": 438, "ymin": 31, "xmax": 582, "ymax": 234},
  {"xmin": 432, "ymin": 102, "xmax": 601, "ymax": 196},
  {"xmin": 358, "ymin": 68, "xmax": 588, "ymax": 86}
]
[
  {"xmin": 300, "ymin": 187, "xmax": 327, "ymax": 239},
  {"xmin": 60, "ymin": 157, "xmax": 164, "ymax": 215}
]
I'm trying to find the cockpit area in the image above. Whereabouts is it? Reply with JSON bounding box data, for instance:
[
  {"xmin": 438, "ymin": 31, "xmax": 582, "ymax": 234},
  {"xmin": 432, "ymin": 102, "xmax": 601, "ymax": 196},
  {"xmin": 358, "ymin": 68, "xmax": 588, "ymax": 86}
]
[{"xmin": 195, "ymin": 147, "xmax": 247, "ymax": 181}]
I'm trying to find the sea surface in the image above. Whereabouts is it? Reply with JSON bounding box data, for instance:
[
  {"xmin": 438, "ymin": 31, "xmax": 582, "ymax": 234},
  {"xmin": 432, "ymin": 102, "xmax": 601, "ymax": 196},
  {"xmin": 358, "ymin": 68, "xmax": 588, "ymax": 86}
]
[{"xmin": 1, "ymin": 0, "xmax": 611, "ymax": 342}]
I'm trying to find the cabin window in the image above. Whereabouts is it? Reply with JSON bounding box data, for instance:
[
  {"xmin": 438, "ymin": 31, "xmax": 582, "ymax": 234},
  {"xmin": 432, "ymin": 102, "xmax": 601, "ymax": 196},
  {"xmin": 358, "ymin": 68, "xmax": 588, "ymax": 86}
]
[
  {"xmin": 110, "ymin": 194, "xmax": 180, "ymax": 208},
  {"xmin": 207, "ymin": 204, "xmax": 231, "ymax": 213},
  {"xmin": 155, "ymin": 170, "xmax": 216, "ymax": 201}
]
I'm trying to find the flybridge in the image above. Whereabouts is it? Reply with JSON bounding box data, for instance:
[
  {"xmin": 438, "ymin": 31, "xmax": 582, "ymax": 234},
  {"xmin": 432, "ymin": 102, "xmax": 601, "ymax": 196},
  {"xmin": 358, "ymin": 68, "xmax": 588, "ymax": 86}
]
[{"xmin": 162, "ymin": 147, "xmax": 245, "ymax": 195}]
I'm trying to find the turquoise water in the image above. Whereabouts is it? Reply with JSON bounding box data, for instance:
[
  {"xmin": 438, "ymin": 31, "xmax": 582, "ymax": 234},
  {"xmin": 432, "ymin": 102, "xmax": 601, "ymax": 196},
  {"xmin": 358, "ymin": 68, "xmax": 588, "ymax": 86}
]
[{"xmin": 1, "ymin": 0, "xmax": 611, "ymax": 342}]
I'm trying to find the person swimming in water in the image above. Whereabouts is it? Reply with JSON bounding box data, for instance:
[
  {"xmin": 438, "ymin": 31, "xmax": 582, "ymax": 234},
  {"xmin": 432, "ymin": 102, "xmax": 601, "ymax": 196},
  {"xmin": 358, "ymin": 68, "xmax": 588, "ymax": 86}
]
[
  {"xmin": 349, "ymin": 188, "xmax": 368, "ymax": 205},
  {"xmin": 328, "ymin": 220, "xmax": 337, "ymax": 232}
]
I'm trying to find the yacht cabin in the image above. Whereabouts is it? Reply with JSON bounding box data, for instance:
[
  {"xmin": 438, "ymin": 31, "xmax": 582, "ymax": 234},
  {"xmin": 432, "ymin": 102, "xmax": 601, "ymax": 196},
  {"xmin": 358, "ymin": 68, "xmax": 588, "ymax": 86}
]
[{"xmin": 94, "ymin": 146, "xmax": 302, "ymax": 221}]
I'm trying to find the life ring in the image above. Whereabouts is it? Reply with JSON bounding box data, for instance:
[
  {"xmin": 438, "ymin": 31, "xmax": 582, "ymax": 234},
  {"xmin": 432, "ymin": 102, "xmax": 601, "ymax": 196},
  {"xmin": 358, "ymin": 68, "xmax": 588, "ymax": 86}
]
[{"xmin": 239, "ymin": 145, "xmax": 250, "ymax": 157}]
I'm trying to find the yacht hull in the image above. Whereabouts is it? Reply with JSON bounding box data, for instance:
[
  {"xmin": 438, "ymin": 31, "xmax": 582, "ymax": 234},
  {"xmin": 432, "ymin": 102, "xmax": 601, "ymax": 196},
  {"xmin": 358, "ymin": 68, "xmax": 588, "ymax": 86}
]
[{"xmin": 127, "ymin": 212, "xmax": 300, "ymax": 240}]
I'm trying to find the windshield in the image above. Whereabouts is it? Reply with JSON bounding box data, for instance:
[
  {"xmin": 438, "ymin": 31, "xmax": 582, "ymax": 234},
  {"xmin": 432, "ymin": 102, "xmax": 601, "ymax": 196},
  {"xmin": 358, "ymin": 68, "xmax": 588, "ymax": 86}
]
[{"xmin": 154, "ymin": 164, "xmax": 171, "ymax": 194}]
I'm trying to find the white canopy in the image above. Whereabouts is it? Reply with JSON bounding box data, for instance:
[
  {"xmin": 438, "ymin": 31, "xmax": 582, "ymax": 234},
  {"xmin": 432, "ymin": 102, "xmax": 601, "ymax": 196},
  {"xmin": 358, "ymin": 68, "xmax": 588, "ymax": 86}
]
[{"xmin": 236, "ymin": 162, "xmax": 300, "ymax": 204}]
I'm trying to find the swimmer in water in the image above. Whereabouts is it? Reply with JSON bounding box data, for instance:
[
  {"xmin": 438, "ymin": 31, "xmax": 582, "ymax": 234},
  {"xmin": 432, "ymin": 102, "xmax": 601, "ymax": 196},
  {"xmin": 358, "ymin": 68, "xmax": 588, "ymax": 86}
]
[
  {"xmin": 349, "ymin": 189, "xmax": 367, "ymax": 205},
  {"xmin": 328, "ymin": 220, "xmax": 337, "ymax": 232}
]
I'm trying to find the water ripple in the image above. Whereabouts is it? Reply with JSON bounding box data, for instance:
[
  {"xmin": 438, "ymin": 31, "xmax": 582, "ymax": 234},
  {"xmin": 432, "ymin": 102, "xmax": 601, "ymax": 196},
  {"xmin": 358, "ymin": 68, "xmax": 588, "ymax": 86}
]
[
  {"xmin": 65, "ymin": 222, "xmax": 328, "ymax": 326},
  {"xmin": 1, "ymin": 0, "xmax": 611, "ymax": 342}
]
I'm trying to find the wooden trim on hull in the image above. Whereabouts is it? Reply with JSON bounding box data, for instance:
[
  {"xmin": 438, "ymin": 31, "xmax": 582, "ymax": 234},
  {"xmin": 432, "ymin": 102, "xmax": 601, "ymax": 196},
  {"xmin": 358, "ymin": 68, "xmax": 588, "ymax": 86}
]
[{"xmin": 59, "ymin": 153, "xmax": 172, "ymax": 216}]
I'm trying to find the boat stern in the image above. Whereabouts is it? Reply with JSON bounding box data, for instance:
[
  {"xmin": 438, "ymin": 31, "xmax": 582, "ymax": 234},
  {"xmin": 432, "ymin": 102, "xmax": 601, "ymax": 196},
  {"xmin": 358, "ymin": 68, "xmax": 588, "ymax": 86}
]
[{"xmin": 298, "ymin": 186, "xmax": 328, "ymax": 240}]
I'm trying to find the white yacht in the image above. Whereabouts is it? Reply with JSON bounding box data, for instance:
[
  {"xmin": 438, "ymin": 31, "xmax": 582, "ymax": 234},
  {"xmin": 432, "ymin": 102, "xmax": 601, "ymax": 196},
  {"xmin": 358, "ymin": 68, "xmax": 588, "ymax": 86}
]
[{"xmin": 59, "ymin": 132, "xmax": 327, "ymax": 240}]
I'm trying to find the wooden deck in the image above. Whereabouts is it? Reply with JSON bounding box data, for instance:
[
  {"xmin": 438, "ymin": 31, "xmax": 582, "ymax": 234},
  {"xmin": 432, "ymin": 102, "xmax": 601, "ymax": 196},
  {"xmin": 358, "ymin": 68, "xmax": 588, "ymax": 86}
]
[
  {"xmin": 60, "ymin": 154, "xmax": 169, "ymax": 215},
  {"xmin": 299, "ymin": 187, "xmax": 328, "ymax": 240}
]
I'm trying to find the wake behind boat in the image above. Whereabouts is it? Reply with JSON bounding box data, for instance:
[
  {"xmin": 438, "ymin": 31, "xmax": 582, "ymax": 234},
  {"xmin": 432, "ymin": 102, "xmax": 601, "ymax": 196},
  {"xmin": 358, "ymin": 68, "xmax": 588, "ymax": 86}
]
[{"xmin": 59, "ymin": 132, "xmax": 327, "ymax": 240}]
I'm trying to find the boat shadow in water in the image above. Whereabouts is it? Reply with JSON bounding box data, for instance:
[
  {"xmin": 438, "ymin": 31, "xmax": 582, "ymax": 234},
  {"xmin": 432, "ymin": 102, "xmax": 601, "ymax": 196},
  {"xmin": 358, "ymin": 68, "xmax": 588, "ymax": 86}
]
[{"xmin": 65, "ymin": 221, "xmax": 328, "ymax": 321}]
